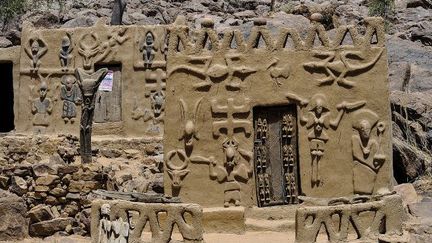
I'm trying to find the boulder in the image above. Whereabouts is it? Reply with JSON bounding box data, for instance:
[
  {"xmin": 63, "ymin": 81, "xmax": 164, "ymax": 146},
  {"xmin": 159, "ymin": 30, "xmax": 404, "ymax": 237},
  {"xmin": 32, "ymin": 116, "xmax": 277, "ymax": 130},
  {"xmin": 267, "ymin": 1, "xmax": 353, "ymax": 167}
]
[
  {"xmin": 9, "ymin": 176, "xmax": 27, "ymax": 196},
  {"xmin": 0, "ymin": 36, "xmax": 12, "ymax": 48},
  {"xmin": 0, "ymin": 189, "xmax": 29, "ymax": 240},
  {"xmin": 394, "ymin": 183, "xmax": 421, "ymax": 204},
  {"xmin": 27, "ymin": 204, "xmax": 54, "ymax": 223},
  {"xmin": 29, "ymin": 217, "xmax": 75, "ymax": 237},
  {"xmin": 35, "ymin": 175, "xmax": 59, "ymax": 186}
]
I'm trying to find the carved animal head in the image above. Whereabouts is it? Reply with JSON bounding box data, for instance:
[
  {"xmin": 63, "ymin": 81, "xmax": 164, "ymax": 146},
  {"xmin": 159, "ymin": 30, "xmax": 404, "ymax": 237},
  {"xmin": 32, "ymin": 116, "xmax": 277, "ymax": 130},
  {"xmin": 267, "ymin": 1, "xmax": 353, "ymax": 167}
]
[
  {"xmin": 167, "ymin": 169, "xmax": 190, "ymax": 188},
  {"xmin": 223, "ymin": 139, "xmax": 239, "ymax": 168},
  {"xmin": 165, "ymin": 150, "xmax": 190, "ymax": 188}
]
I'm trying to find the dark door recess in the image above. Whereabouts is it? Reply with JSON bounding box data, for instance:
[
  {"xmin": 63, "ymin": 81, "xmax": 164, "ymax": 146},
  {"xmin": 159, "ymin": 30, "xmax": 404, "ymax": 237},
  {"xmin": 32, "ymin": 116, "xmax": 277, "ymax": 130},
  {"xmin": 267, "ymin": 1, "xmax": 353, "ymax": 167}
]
[
  {"xmin": 254, "ymin": 105, "xmax": 300, "ymax": 207},
  {"xmin": 0, "ymin": 62, "xmax": 14, "ymax": 133}
]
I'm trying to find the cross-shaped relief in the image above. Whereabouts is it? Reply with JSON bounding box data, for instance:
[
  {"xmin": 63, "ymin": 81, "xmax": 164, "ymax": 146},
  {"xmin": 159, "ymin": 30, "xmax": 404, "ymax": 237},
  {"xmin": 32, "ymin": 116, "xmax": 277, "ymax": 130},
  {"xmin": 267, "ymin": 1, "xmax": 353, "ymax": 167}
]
[{"xmin": 211, "ymin": 98, "xmax": 252, "ymax": 139}]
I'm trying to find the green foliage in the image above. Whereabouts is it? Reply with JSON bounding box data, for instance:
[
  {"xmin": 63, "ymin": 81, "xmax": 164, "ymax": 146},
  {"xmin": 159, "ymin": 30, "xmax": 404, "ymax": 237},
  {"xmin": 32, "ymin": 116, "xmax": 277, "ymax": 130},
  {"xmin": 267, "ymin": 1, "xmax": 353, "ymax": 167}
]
[
  {"xmin": 368, "ymin": 0, "xmax": 395, "ymax": 19},
  {"xmin": 0, "ymin": 0, "xmax": 26, "ymax": 27}
]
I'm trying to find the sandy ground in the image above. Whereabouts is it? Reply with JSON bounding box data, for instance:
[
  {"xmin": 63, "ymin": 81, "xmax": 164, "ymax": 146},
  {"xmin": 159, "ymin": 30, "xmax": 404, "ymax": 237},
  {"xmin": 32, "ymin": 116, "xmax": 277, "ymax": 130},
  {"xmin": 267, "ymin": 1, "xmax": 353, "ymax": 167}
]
[{"xmin": 2, "ymin": 232, "xmax": 296, "ymax": 243}]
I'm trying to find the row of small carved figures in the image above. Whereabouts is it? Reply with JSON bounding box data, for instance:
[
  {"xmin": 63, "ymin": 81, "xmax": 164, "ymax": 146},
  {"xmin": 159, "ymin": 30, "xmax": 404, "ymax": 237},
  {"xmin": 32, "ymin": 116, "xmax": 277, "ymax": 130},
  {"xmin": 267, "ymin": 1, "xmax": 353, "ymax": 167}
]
[{"xmin": 22, "ymin": 15, "xmax": 385, "ymax": 74}]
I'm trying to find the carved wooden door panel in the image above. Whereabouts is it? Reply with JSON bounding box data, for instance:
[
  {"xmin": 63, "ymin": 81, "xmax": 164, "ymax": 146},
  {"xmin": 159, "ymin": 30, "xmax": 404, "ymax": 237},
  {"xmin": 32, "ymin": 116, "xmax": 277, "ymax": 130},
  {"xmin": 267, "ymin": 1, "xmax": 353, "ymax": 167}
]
[
  {"xmin": 254, "ymin": 106, "xmax": 299, "ymax": 207},
  {"xmin": 94, "ymin": 65, "xmax": 122, "ymax": 123}
]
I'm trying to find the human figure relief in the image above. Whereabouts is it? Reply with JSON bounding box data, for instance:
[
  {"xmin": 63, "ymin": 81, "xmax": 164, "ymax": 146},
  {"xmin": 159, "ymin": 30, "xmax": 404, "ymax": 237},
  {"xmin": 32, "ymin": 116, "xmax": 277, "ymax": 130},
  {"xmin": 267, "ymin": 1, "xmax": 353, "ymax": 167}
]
[
  {"xmin": 351, "ymin": 109, "xmax": 386, "ymax": 195},
  {"xmin": 111, "ymin": 217, "xmax": 129, "ymax": 243},
  {"xmin": 59, "ymin": 34, "xmax": 73, "ymax": 71},
  {"xmin": 25, "ymin": 35, "xmax": 48, "ymax": 70},
  {"xmin": 98, "ymin": 204, "xmax": 112, "ymax": 243},
  {"xmin": 60, "ymin": 75, "xmax": 82, "ymax": 123},
  {"xmin": 32, "ymin": 81, "xmax": 52, "ymax": 134},
  {"xmin": 75, "ymin": 68, "xmax": 108, "ymax": 163},
  {"xmin": 139, "ymin": 31, "xmax": 157, "ymax": 65},
  {"xmin": 286, "ymin": 93, "xmax": 365, "ymax": 187},
  {"xmin": 192, "ymin": 138, "xmax": 253, "ymax": 207}
]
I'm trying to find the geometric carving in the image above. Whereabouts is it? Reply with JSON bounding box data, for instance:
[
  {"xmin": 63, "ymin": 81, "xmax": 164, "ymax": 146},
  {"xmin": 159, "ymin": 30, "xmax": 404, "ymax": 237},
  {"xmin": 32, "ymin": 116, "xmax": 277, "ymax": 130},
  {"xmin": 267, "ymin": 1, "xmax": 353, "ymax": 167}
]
[
  {"xmin": 91, "ymin": 200, "xmax": 204, "ymax": 243},
  {"xmin": 60, "ymin": 75, "xmax": 82, "ymax": 123},
  {"xmin": 286, "ymin": 93, "xmax": 366, "ymax": 187},
  {"xmin": 295, "ymin": 194, "xmax": 404, "ymax": 243},
  {"xmin": 211, "ymin": 98, "xmax": 252, "ymax": 139},
  {"xmin": 75, "ymin": 68, "xmax": 108, "ymax": 163},
  {"xmin": 303, "ymin": 49, "xmax": 384, "ymax": 88},
  {"xmin": 352, "ymin": 109, "xmax": 386, "ymax": 195},
  {"xmin": 144, "ymin": 68, "xmax": 166, "ymax": 97}
]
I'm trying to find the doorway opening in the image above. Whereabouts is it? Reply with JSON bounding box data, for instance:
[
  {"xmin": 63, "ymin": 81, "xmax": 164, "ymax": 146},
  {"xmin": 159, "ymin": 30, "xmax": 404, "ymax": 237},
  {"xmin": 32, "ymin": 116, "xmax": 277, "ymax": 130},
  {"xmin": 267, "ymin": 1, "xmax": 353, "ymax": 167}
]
[
  {"xmin": 0, "ymin": 62, "xmax": 14, "ymax": 133},
  {"xmin": 254, "ymin": 105, "xmax": 300, "ymax": 207}
]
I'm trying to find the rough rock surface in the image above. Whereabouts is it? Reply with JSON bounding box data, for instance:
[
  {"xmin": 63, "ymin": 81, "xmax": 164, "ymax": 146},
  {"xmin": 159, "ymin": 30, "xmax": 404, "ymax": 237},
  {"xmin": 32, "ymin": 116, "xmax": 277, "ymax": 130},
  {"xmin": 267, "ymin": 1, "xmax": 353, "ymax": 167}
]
[
  {"xmin": 0, "ymin": 134, "xmax": 163, "ymax": 237},
  {"xmin": 0, "ymin": 189, "xmax": 29, "ymax": 241}
]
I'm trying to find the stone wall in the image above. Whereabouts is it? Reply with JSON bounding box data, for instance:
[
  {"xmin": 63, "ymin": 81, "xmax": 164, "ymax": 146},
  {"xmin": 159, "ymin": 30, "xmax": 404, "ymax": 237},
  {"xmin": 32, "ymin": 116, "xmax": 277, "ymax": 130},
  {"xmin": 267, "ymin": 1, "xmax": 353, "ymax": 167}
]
[{"xmin": 0, "ymin": 134, "xmax": 163, "ymax": 239}]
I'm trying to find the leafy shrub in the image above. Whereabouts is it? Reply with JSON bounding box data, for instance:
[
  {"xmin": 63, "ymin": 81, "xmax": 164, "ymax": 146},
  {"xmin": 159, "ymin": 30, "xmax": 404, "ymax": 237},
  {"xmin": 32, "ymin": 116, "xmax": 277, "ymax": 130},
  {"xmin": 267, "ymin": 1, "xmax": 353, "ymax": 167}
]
[
  {"xmin": 0, "ymin": 0, "xmax": 26, "ymax": 28},
  {"xmin": 368, "ymin": 0, "xmax": 395, "ymax": 18}
]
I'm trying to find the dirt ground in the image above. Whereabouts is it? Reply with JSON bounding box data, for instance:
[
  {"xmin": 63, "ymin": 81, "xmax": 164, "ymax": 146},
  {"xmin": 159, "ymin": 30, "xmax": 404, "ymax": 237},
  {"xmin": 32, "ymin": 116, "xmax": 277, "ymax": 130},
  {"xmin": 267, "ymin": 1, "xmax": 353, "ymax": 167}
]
[{"xmin": 2, "ymin": 232, "xmax": 296, "ymax": 243}]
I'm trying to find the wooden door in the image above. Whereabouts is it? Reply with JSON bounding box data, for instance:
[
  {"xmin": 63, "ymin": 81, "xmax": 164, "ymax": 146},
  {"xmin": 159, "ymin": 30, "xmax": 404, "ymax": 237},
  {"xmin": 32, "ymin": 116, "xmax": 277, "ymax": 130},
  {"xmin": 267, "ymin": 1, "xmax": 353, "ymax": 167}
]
[
  {"xmin": 254, "ymin": 105, "xmax": 300, "ymax": 207},
  {"xmin": 94, "ymin": 65, "xmax": 122, "ymax": 123}
]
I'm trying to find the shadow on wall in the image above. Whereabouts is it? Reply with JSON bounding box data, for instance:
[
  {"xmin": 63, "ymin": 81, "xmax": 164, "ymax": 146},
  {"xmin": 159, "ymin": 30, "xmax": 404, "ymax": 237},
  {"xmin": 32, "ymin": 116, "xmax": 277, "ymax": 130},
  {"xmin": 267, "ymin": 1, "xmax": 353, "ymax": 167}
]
[{"xmin": 0, "ymin": 62, "xmax": 14, "ymax": 133}]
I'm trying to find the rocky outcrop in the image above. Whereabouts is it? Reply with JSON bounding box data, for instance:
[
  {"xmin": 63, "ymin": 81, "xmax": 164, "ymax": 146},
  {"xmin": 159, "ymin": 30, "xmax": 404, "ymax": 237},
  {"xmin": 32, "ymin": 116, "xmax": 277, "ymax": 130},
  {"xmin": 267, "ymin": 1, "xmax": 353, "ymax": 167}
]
[
  {"xmin": 0, "ymin": 134, "xmax": 163, "ymax": 237},
  {"xmin": 0, "ymin": 189, "xmax": 29, "ymax": 241}
]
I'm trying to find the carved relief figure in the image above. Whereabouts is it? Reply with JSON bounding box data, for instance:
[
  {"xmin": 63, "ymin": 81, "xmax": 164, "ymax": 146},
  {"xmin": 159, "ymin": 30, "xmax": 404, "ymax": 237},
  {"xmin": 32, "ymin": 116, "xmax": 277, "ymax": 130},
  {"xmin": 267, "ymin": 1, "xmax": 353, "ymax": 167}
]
[
  {"xmin": 59, "ymin": 33, "xmax": 73, "ymax": 71},
  {"xmin": 32, "ymin": 81, "xmax": 52, "ymax": 134},
  {"xmin": 139, "ymin": 31, "xmax": 156, "ymax": 65},
  {"xmin": 352, "ymin": 109, "xmax": 386, "ymax": 195},
  {"xmin": 286, "ymin": 93, "xmax": 365, "ymax": 187},
  {"xmin": 303, "ymin": 49, "xmax": 384, "ymax": 88},
  {"xmin": 111, "ymin": 217, "xmax": 129, "ymax": 243},
  {"xmin": 98, "ymin": 204, "xmax": 112, "ymax": 243},
  {"xmin": 211, "ymin": 98, "xmax": 252, "ymax": 139},
  {"xmin": 166, "ymin": 149, "xmax": 190, "ymax": 195},
  {"xmin": 151, "ymin": 90, "xmax": 165, "ymax": 119},
  {"xmin": 60, "ymin": 75, "xmax": 82, "ymax": 123},
  {"xmin": 168, "ymin": 54, "xmax": 256, "ymax": 90},
  {"xmin": 193, "ymin": 139, "xmax": 253, "ymax": 207},
  {"xmin": 178, "ymin": 98, "xmax": 203, "ymax": 149},
  {"xmin": 75, "ymin": 68, "xmax": 108, "ymax": 163},
  {"xmin": 25, "ymin": 35, "xmax": 48, "ymax": 70},
  {"xmin": 78, "ymin": 29, "xmax": 129, "ymax": 70},
  {"xmin": 132, "ymin": 69, "xmax": 166, "ymax": 127}
]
